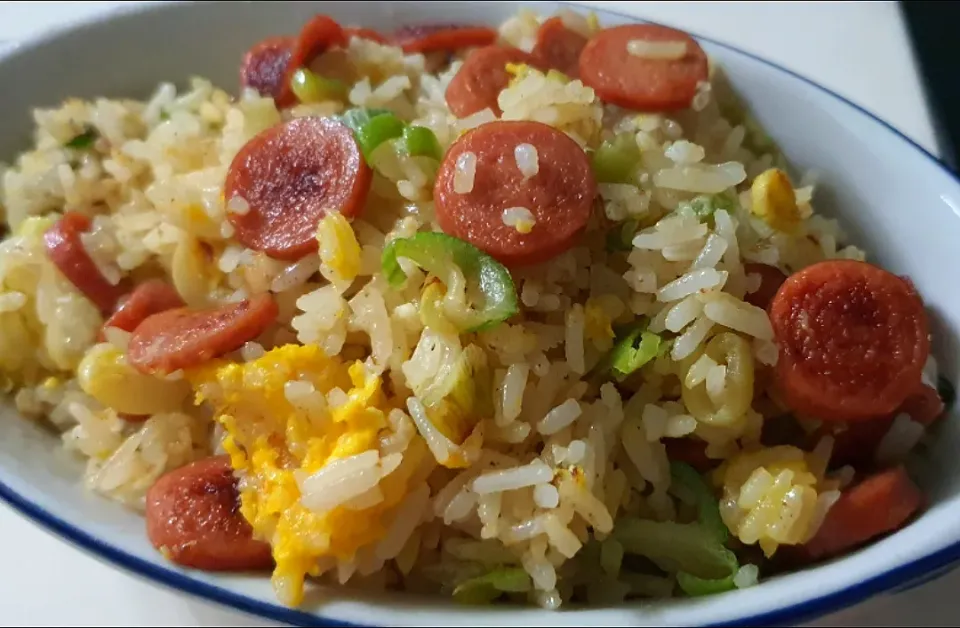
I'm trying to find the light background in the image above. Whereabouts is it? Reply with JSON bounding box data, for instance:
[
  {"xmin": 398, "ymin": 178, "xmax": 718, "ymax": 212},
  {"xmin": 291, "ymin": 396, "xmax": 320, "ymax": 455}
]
[{"xmin": 0, "ymin": 1, "xmax": 951, "ymax": 626}]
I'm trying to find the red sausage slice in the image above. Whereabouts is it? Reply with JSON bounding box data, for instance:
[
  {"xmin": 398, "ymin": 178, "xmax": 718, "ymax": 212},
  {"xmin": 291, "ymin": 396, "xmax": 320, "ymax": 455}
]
[
  {"xmin": 274, "ymin": 15, "xmax": 348, "ymax": 108},
  {"xmin": 743, "ymin": 263, "xmax": 787, "ymax": 310},
  {"xmin": 579, "ymin": 24, "xmax": 709, "ymax": 111},
  {"xmin": 43, "ymin": 211, "xmax": 127, "ymax": 316},
  {"xmin": 240, "ymin": 36, "xmax": 295, "ymax": 102},
  {"xmin": 445, "ymin": 46, "xmax": 541, "ymax": 118},
  {"xmin": 434, "ymin": 120, "xmax": 596, "ymax": 267},
  {"xmin": 127, "ymin": 293, "xmax": 279, "ymax": 376},
  {"xmin": 770, "ymin": 260, "xmax": 930, "ymax": 423},
  {"xmin": 224, "ymin": 117, "xmax": 371, "ymax": 260},
  {"xmin": 796, "ymin": 466, "xmax": 922, "ymax": 562},
  {"xmin": 146, "ymin": 456, "xmax": 273, "ymax": 571},
  {"xmin": 101, "ymin": 280, "xmax": 185, "ymax": 340},
  {"xmin": 344, "ymin": 26, "xmax": 387, "ymax": 44},
  {"xmin": 532, "ymin": 17, "xmax": 587, "ymax": 78},
  {"xmin": 391, "ymin": 24, "xmax": 498, "ymax": 54}
]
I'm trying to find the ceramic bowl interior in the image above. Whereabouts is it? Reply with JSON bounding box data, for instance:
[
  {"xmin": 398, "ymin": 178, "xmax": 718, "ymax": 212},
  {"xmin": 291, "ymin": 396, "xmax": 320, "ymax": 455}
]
[{"xmin": 0, "ymin": 2, "xmax": 959, "ymax": 626}]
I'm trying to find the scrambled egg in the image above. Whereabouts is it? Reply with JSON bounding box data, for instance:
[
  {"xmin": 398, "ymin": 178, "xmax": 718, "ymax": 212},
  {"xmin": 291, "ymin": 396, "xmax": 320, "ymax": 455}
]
[
  {"xmin": 316, "ymin": 212, "xmax": 361, "ymax": 287},
  {"xmin": 188, "ymin": 344, "xmax": 427, "ymax": 606}
]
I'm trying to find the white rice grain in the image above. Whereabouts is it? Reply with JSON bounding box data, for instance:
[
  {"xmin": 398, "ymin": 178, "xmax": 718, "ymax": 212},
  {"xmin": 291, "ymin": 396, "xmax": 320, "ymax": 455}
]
[
  {"xmin": 376, "ymin": 484, "xmax": 431, "ymax": 560},
  {"xmin": 627, "ymin": 39, "xmax": 687, "ymax": 59},
  {"xmin": 538, "ymin": 398, "xmax": 582, "ymax": 435},
  {"xmin": 534, "ymin": 482, "xmax": 560, "ymax": 509},
  {"xmin": 702, "ymin": 293, "xmax": 774, "ymax": 340},
  {"xmin": 514, "ymin": 143, "xmax": 539, "ymax": 179},
  {"xmin": 499, "ymin": 363, "xmax": 530, "ymax": 425},
  {"xmin": 226, "ymin": 195, "xmax": 250, "ymax": 215},
  {"xmin": 502, "ymin": 206, "xmax": 536, "ymax": 234},
  {"xmin": 876, "ymin": 413, "xmax": 925, "ymax": 465},
  {"xmin": 671, "ymin": 315, "xmax": 715, "ymax": 362},
  {"xmin": 299, "ymin": 450, "xmax": 381, "ymax": 513},
  {"xmin": 472, "ymin": 459, "xmax": 554, "ymax": 494},
  {"xmin": 453, "ymin": 151, "xmax": 478, "ymax": 194},
  {"xmin": 657, "ymin": 268, "xmax": 724, "ymax": 302}
]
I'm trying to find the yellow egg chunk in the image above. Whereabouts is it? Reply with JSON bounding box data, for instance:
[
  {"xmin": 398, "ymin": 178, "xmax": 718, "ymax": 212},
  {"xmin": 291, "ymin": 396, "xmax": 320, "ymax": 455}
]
[
  {"xmin": 187, "ymin": 344, "xmax": 426, "ymax": 607},
  {"xmin": 316, "ymin": 211, "xmax": 361, "ymax": 286}
]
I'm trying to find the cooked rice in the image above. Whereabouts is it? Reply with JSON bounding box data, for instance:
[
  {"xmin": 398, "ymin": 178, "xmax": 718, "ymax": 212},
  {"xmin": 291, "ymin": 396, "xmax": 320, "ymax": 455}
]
[{"xmin": 0, "ymin": 5, "xmax": 910, "ymax": 613}]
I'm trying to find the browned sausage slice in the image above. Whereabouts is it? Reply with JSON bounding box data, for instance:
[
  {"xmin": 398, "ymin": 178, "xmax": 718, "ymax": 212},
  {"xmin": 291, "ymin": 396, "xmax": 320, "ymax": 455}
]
[
  {"xmin": 224, "ymin": 117, "xmax": 371, "ymax": 260},
  {"xmin": 127, "ymin": 293, "xmax": 279, "ymax": 376},
  {"xmin": 240, "ymin": 36, "xmax": 295, "ymax": 102},
  {"xmin": 433, "ymin": 120, "xmax": 596, "ymax": 267},
  {"xmin": 532, "ymin": 17, "xmax": 587, "ymax": 78},
  {"xmin": 444, "ymin": 45, "xmax": 540, "ymax": 118},
  {"xmin": 796, "ymin": 466, "xmax": 923, "ymax": 561},
  {"xmin": 391, "ymin": 24, "xmax": 498, "ymax": 54},
  {"xmin": 43, "ymin": 211, "xmax": 128, "ymax": 316},
  {"xmin": 578, "ymin": 24, "xmax": 709, "ymax": 111},
  {"xmin": 101, "ymin": 280, "xmax": 185, "ymax": 339},
  {"xmin": 770, "ymin": 260, "xmax": 930, "ymax": 422},
  {"xmin": 146, "ymin": 456, "xmax": 273, "ymax": 571}
]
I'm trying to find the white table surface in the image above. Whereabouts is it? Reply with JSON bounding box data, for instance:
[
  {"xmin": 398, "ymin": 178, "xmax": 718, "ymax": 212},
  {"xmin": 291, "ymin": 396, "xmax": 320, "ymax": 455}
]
[{"xmin": 0, "ymin": 1, "xmax": 953, "ymax": 626}]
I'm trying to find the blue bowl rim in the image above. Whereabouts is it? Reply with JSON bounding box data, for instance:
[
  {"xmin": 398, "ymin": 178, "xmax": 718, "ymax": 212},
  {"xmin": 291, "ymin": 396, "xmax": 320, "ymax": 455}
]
[{"xmin": 0, "ymin": 1, "xmax": 958, "ymax": 626}]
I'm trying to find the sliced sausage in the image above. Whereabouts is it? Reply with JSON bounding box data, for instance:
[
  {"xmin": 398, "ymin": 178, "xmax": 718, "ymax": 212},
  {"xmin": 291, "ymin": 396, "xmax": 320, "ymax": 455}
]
[
  {"xmin": 770, "ymin": 260, "xmax": 930, "ymax": 422},
  {"xmin": 224, "ymin": 117, "xmax": 371, "ymax": 260},
  {"xmin": 240, "ymin": 36, "xmax": 295, "ymax": 102},
  {"xmin": 795, "ymin": 466, "xmax": 923, "ymax": 562},
  {"xmin": 343, "ymin": 26, "xmax": 387, "ymax": 44},
  {"xmin": 532, "ymin": 17, "xmax": 587, "ymax": 78},
  {"xmin": 146, "ymin": 456, "xmax": 273, "ymax": 572},
  {"xmin": 578, "ymin": 24, "xmax": 709, "ymax": 111},
  {"xmin": 433, "ymin": 120, "xmax": 596, "ymax": 267},
  {"xmin": 101, "ymin": 279, "xmax": 185, "ymax": 340},
  {"xmin": 664, "ymin": 437, "xmax": 716, "ymax": 473},
  {"xmin": 43, "ymin": 211, "xmax": 127, "ymax": 316},
  {"xmin": 391, "ymin": 24, "xmax": 498, "ymax": 54},
  {"xmin": 445, "ymin": 45, "xmax": 540, "ymax": 118},
  {"xmin": 127, "ymin": 293, "xmax": 279, "ymax": 376},
  {"xmin": 743, "ymin": 262, "xmax": 787, "ymax": 310},
  {"xmin": 899, "ymin": 384, "xmax": 945, "ymax": 427}
]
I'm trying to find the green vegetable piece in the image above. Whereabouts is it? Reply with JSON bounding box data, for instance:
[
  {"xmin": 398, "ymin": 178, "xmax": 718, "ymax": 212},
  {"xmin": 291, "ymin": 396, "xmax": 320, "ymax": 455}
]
[
  {"xmin": 682, "ymin": 192, "xmax": 737, "ymax": 223},
  {"xmin": 64, "ymin": 127, "xmax": 98, "ymax": 149},
  {"xmin": 670, "ymin": 462, "xmax": 728, "ymax": 543},
  {"xmin": 615, "ymin": 518, "xmax": 737, "ymax": 580},
  {"xmin": 159, "ymin": 109, "xmax": 170, "ymax": 122},
  {"xmin": 609, "ymin": 326, "xmax": 662, "ymax": 379},
  {"xmin": 676, "ymin": 570, "xmax": 737, "ymax": 597},
  {"xmin": 452, "ymin": 567, "xmax": 532, "ymax": 605},
  {"xmin": 605, "ymin": 218, "xmax": 639, "ymax": 253},
  {"xmin": 592, "ymin": 133, "xmax": 641, "ymax": 184},
  {"xmin": 938, "ymin": 376, "xmax": 956, "ymax": 410},
  {"xmin": 290, "ymin": 67, "xmax": 347, "ymax": 104},
  {"xmin": 400, "ymin": 125, "xmax": 442, "ymax": 160},
  {"xmin": 546, "ymin": 69, "xmax": 571, "ymax": 83},
  {"xmin": 381, "ymin": 232, "xmax": 519, "ymax": 332},
  {"xmin": 339, "ymin": 107, "xmax": 405, "ymax": 161}
]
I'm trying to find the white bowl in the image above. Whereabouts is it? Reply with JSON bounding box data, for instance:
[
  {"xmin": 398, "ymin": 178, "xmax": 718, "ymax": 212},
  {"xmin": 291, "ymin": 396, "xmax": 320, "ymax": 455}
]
[{"xmin": 1, "ymin": 1, "xmax": 958, "ymax": 626}]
